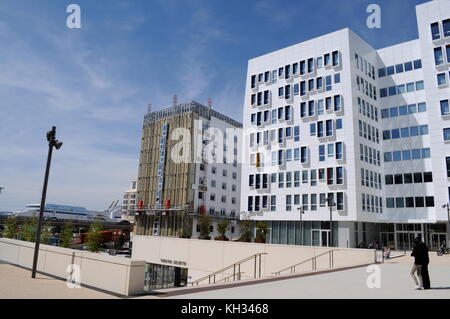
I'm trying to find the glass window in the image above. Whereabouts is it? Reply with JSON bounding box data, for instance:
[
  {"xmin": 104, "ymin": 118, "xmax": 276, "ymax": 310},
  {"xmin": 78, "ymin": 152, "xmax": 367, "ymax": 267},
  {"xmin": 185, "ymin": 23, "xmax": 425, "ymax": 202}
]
[
  {"xmin": 317, "ymin": 99, "xmax": 324, "ymax": 115},
  {"xmin": 425, "ymin": 197, "xmax": 434, "ymax": 207},
  {"xmin": 447, "ymin": 45, "xmax": 450, "ymax": 63},
  {"xmin": 415, "ymin": 81, "xmax": 424, "ymax": 90},
  {"xmin": 444, "ymin": 19, "xmax": 450, "ymax": 38},
  {"xmin": 383, "ymin": 130, "xmax": 391, "ymax": 140},
  {"xmin": 405, "ymin": 197, "xmax": 414, "ymax": 208},
  {"xmin": 438, "ymin": 73, "xmax": 447, "ymax": 86},
  {"xmin": 423, "ymin": 172, "xmax": 433, "ymax": 183},
  {"xmin": 398, "ymin": 105, "xmax": 407, "ymax": 116},
  {"xmin": 378, "ymin": 68, "xmax": 386, "ymax": 77},
  {"xmin": 386, "ymin": 198, "xmax": 395, "ymax": 208},
  {"xmin": 400, "ymin": 127, "xmax": 410, "ymax": 138},
  {"xmin": 410, "ymin": 126, "xmax": 419, "ymax": 136},
  {"xmin": 336, "ymin": 119, "xmax": 343, "ymax": 130},
  {"xmin": 395, "ymin": 198, "xmax": 404, "ymax": 208},
  {"xmin": 385, "ymin": 175, "xmax": 393, "ymax": 185},
  {"xmin": 384, "ymin": 152, "xmax": 392, "ymax": 162},
  {"xmin": 419, "ymin": 125, "xmax": 428, "ymax": 136},
  {"xmin": 381, "ymin": 109, "xmax": 389, "ymax": 118},
  {"xmin": 334, "ymin": 73, "xmax": 340, "ymax": 84},
  {"xmin": 434, "ymin": 47, "xmax": 444, "ymax": 66},
  {"xmin": 332, "ymin": 51, "xmax": 339, "ymax": 66},
  {"xmin": 394, "ymin": 174, "xmax": 403, "ymax": 184},
  {"xmin": 422, "ymin": 148, "xmax": 430, "ymax": 158},
  {"xmin": 389, "ymin": 107, "xmax": 398, "ymax": 117},
  {"xmin": 310, "ymin": 123, "xmax": 316, "ymax": 136},
  {"xmin": 395, "ymin": 64, "xmax": 404, "ymax": 73},
  {"xmin": 417, "ymin": 102, "xmax": 426, "ymax": 113},
  {"xmin": 444, "ymin": 128, "xmax": 450, "ymax": 141},
  {"xmin": 386, "ymin": 66, "xmax": 395, "ymax": 75},
  {"xmin": 413, "ymin": 59, "xmax": 422, "ymax": 69},
  {"xmin": 441, "ymin": 100, "xmax": 450, "ymax": 115},
  {"xmin": 393, "ymin": 151, "xmax": 401, "ymax": 161},
  {"xmin": 431, "ymin": 22, "xmax": 440, "ymax": 40},
  {"xmin": 415, "ymin": 197, "xmax": 424, "ymax": 208},
  {"xmin": 391, "ymin": 129, "xmax": 400, "ymax": 139},
  {"xmin": 402, "ymin": 150, "xmax": 411, "ymax": 161},
  {"xmin": 404, "ymin": 61, "xmax": 413, "ymax": 71},
  {"xmin": 408, "ymin": 104, "xmax": 417, "ymax": 114},
  {"xmin": 404, "ymin": 173, "xmax": 413, "ymax": 184},
  {"xmin": 411, "ymin": 149, "xmax": 421, "ymax": 160},
  {"xmin": 406, "ymin": 82, "xmax": 415, "ymax": 92},
  {"xmin": 317, "ymin": 56, "xmax": 323, "ymax": 68},
  {"xmin": 388, "ymin": 86, "xmax": 397, "ymax": 96}
]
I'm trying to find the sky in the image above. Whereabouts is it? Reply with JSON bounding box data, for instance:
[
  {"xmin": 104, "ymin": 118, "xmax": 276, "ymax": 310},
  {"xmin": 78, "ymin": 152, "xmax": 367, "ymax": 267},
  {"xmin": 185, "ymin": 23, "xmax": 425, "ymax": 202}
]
[{"xmin": 0, "ymin": 0, "xmax": 428, "ymax": 212}]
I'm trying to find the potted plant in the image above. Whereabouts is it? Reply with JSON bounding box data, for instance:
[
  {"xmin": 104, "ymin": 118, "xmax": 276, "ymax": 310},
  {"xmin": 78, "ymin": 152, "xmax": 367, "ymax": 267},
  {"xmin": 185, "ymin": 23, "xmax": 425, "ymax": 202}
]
[
  {"xmin": 198, "ymin": 214, "xmax": 212, "ymax": 240},
  {"xmin": 255, "ymin": 221, "xmax": 269, "ymax": 243},
  {"xmin": 215, "ymin": 220, "xmax": 229, "ymax": 241},
  {"xmin": 236, "ymin": 218, "xmax": 253, "ymax": 242}
]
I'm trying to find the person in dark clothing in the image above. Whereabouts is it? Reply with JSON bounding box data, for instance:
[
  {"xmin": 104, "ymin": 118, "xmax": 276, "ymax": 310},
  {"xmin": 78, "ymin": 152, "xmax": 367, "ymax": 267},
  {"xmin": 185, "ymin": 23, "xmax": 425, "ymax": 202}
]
[
  {"xmin": 410, "ymin": 237, "xmax": 430, "ymax": 290},
  {"xmin": 410, "ymin": 238, "xmax": 423, "ymax": 289},
  {"xmin": 419, "ymin": 239, "xmax": 430, "ymax": 289}
]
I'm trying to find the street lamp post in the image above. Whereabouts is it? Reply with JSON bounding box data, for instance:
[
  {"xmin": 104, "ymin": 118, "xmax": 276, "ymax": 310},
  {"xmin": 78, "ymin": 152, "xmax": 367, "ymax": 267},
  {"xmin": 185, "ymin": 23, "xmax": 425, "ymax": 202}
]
[
  {"xmin": 31, "ymin": 126, "xmax": 63, "ymax": 278},
  {"xmin": 327, "ymin": 196, "xmax": 336, "ymax": 248},
  {"xmin": 442, "ymin": 203, "xmax": 450, "ymax": 247},
  {"xmin": 297, "ymin": 207, "xmax": 304, "ymax": 245}
]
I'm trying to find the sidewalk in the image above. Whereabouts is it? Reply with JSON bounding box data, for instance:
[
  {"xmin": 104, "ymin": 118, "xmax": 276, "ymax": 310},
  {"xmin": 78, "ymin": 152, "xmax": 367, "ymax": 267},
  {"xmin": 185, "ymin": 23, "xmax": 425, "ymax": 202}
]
[{"xmin": 0, "ymin": 261, "xmax": 118, "ymax": 299}]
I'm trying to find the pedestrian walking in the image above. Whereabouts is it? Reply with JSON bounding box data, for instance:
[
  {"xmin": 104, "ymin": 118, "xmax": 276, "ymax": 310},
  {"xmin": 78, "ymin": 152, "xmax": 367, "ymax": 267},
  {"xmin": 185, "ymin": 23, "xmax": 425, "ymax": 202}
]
[
  {"xmin": 410, "ymin": 237, "xmax": 424, "ymax": 290},
  {"xmin": 420, "ymin": 239, "xmax": 431, "ymax": 290}
]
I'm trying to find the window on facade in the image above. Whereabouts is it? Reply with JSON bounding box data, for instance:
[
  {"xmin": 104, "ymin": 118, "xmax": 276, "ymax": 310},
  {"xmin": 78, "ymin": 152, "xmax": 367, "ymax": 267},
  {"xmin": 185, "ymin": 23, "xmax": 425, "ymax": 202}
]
[
  {"xmin": 444, "ymin": 128, "xmax": 450, "ymax": 141},
  {"xmin": 435, "ymin": 47, "xmax": 444, "ymax": 65},
  {"xmin": 444, "ymin": 19, "xmax": 450, "ymax": 38},
  {"xmin": 431, "ymin": 22, "xmax": 440, "ymax": 40},
  {"xmin": 441, "ymin": 100, "xmax": 450, "ymax": 115}
]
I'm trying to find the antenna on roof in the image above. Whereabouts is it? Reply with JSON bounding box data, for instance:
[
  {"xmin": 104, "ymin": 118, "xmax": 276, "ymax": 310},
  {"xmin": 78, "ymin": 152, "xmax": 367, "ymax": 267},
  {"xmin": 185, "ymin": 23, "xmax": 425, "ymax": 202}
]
[
  {"xmin": 173, "ymin": 95, "xmax": 178, "ymax": 105},
  {"xmin": 147, "ymin": 104, "xmax": 152, "ymax": 113},
  {"xmin": 208, "ymin": 98, "xmax": 212, "ymax": 109}
]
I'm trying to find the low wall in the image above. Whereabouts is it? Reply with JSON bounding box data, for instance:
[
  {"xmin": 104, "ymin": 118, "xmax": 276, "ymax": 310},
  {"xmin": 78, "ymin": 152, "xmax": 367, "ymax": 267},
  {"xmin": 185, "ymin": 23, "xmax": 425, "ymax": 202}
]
[
  {"xmin": 132, "ymin": 235, "xmax": 377, "ymax": 283},
  {"xmin": 0, "ymin": 238, "xmax": 145, "ymax": 296}
]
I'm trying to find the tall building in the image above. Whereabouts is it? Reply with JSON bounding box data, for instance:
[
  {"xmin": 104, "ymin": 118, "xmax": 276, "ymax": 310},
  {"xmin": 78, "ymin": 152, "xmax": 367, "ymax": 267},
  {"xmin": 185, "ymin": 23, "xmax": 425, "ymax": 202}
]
[
  {"xmin": 123, "ymin": 180, "xmax": 137, "ymax": 214},
  {"xmin": 135, "ymin": 101, "xmax": 242, "ymax": 239},
  {"xmin": 241, "ymin": 0, "xmax": 450, "ymax": 250}
]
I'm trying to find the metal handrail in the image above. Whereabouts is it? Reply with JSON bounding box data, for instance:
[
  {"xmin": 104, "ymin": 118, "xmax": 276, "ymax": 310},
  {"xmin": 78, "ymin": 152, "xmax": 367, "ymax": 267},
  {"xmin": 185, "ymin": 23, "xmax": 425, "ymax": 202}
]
[
  {"xmin": 190, "ymin": 253, "xmax": 267, "ymax": 286},
  {"xmin": 215, "ymin": 272, "xmax": 245, "ymax": 283},
  {"xmin": 272, "ymin": 249, "xmax": 339, "ymax": 276}
]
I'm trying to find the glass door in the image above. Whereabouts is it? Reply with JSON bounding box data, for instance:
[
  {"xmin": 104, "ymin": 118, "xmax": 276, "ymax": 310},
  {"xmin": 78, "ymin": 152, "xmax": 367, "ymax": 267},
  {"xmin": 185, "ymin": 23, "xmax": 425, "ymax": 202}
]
[{"xmin": 321, "ymin": 230, "xmax": 330, "ymax": 247}]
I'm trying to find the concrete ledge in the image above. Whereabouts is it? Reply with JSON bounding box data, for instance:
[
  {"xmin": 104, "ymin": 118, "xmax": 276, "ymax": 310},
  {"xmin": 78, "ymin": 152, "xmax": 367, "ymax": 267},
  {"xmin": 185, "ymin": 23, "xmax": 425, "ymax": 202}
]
[{"xmin": 0, "ymin": 238, "xmax": 146, "ymax": 296}]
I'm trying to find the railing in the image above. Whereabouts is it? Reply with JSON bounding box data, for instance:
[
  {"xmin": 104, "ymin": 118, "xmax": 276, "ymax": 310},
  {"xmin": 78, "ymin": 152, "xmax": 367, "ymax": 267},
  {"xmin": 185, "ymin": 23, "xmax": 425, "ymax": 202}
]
[
  {"xmin": 215, "ymin": 272, "xmax": 245, "ymax": 283},
  {"xmin": 190, "ymin": 253, "xmax": 267, "ymax": 286},
  {"xmin": 272, "ymin": 249, "xmax": 338, "ymax": 276}
]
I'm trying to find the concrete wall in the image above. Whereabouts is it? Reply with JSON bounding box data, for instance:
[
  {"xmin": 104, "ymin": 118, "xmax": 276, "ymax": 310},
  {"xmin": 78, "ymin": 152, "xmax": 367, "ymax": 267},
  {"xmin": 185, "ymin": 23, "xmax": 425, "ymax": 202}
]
[
  {"xmin": 0, "ymin": 238, "xmax": 145, "ymax": 296},
  {"xmin": 132, "ymin": 235, "xmax": 376, "ymax": 284}
]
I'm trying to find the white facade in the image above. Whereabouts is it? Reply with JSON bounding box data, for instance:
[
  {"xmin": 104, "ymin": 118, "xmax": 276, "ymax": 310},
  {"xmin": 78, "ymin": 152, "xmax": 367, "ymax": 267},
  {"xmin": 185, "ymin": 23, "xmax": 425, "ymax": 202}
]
[
  {"xmin": 191, "ymin": 105, "xmax": 242, "ymax": 239},
  {"xmin": 123, "ymin": 180, "xmax": 137, "ymax": 215},
  {"xmin": 240, "ymin": 0, "xmax": 450, "ymax": 249}
]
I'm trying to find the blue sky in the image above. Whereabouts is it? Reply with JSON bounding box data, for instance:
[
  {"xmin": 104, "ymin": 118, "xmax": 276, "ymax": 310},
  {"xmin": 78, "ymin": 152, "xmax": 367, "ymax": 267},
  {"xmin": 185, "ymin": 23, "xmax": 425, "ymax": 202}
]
[{"xmin": 0, "ymin": 0, "xmax": 428, "ymax": 211}]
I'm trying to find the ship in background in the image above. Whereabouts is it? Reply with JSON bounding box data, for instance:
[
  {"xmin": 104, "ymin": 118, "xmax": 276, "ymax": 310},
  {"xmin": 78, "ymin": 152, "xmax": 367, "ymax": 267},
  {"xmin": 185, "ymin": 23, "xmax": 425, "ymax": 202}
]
[{"xmin": 14, "ymin": 201, "xmax": 124, "ymax": 223}]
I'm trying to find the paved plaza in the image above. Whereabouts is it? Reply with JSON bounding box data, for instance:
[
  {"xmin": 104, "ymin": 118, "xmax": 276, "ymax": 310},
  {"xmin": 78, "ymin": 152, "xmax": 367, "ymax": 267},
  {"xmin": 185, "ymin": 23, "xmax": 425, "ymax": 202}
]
[{"xmin": 1, "ymin": 254, "xmax": 450, "ymax": 299}]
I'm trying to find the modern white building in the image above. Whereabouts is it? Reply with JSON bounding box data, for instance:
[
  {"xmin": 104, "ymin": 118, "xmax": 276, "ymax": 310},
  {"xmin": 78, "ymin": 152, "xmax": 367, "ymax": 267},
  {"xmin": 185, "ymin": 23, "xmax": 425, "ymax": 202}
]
[
  {"xmin": 240, "ymin": 0, "xmax": 450, "ymax": 250},
  {"xmin": 123, "ymin": 180, "xmax": 137, "ymax": 215}
]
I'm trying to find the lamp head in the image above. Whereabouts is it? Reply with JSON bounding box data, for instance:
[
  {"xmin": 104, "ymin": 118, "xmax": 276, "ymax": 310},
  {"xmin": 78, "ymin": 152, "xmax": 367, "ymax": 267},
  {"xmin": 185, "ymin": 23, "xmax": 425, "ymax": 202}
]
[{"xmin": 54, "ymin": 140, "xmax": 63, "ymax": 150}]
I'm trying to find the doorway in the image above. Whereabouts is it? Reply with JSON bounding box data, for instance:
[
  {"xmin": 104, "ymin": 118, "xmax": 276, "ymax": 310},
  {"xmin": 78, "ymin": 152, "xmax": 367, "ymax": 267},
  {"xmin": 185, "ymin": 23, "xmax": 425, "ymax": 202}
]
[{"xmin": 312, "ymin": 229, "xmax": 330, "ymax": 247}]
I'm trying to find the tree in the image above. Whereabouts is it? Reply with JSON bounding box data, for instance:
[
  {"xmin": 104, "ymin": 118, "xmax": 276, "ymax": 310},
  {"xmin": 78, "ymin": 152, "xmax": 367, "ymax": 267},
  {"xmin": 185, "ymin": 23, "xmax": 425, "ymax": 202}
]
[
  {"xmin": 85, "ymin": 220, "xmax": 103, "ymax": 252},
  {"xmin": 4, "ymin": 217, "xmax": 18, "ymax": 239},
  {"xmin": 216, "ymin": 220, "xmax": 230, "ymax": 240},
  {"xmin": 60, "ymin": 220, "xmax": 73, "ymax": 248},
  {"xmin": 41, "ymin": 221, "xmax": 53, "ymax": 245},
  {"xmin": 255, "ymin": 221, "xmax": 269, "ymax": 243},
  {"xmin": 198, "ymin": 214, "xmax": 212, "ymax": 240},
  {"xmin": 239, "ymin": 218, "xmax": 253, "ymax": 242},
  {"xmin": 23, "ymin": 216, "xmax": 38, "ymax": 242}
]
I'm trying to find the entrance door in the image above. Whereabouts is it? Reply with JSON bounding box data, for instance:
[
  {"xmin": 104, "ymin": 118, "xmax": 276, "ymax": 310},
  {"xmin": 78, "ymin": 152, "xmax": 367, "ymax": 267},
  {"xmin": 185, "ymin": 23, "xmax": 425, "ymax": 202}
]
[{"xmin": 321, "ymin": 230, "xmax": 330, "ymax": 247}]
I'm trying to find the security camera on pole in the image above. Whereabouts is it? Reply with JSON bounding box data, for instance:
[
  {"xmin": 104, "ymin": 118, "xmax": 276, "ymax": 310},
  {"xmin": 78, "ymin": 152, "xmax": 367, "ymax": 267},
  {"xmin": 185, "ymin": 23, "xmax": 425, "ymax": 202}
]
[{"xmin": 31, "ymin": 126, "xmax": 63, "ymax": 278}]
